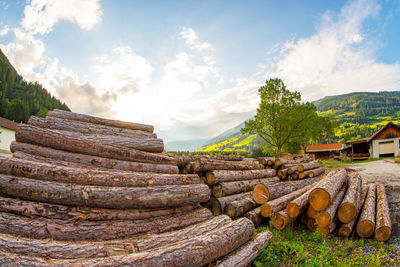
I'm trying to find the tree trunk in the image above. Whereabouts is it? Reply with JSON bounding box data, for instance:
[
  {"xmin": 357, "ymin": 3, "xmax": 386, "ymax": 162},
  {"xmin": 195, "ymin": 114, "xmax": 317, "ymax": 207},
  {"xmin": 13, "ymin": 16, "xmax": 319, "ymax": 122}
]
[
  {"xmin": 299, "ymin": 167, "xmax": 326, "ymax": 179},
  {"xmin": 271, "ymin": 210, "xmax": 292, "ymax": 230},
  {"xmin": 205, "ymin": 169, "xmax": 276, "ymax": 185},
  {"xmin": 356, "ymin": 184, "xmax": 377, "ymax": 238},
  {"xmin": 213, "ymin": 177, "xmax": 279, "ymax": 198},
  {"xmin": 274, "ymin": 158, "xmax": 309, "ymax": 168},
  {"xmin": 308, "ymin": 169, "xmax": 347, "ymax": 211},
  {"xmin": 317, "ymin": 220, "xmax": 337, "ymax": 237},
  {"xmin": 277, "ymin": 168, "xmax": 288, "ymax": 179},
  {"xmin": 297, "ymin": 160, "xmax": 321, "ymax": 172},
  {"xmin": 10, "ymin": 142, "xmax": 179, "ymax": 174},
  {"xmin": 253, "ymin": 176, "xmax": 322, "ymax": 204},
  {"xmin": 307, "ymin": 205, "xmax": 319, "ymax": 219},
  {"xmin": 0, "ymin": 195, "xmax": 199, "ymax": 221},
  {"xmin": 225, "ymin": 194, "xmax": 258, "ymax": 218},
  {"xmin": 261, "ymin": 183, "xmax": 316, "ymax": 218},
  {"xmin": 28, "ymin": 115, "xmax": 157, "ymax": 139},
  {"xmin": 257, "ymin": 157, "xmax": 275, "ymax": 166},
  {"xmin": 174, "ymin": 155, "xmax": 244, "ymax": 167},
  {"xmin": 15, "ymin": 124, "xmax": 176, "ymax": 165},
  {"xmin": 300, "ymin": 213, "xmax": 317, "ymax": 231},
  {"xmin": 0, "ymin": 157, "xmax": 199, "ymax": 187},
  {"xmin": 0, "ymin": 174, "xmax": 211, "ymax": 209},
  {"xmin": 316, "ymin": 184, "xmax": 346, "ymax": 227},
  {"xmin": 338, "ymin": 172, "xmax": 362, "ymax": 223},
  {"xmin": 338, "ymin": 185, "xmax": 368, "ymax": 238},
  {"xmin": 47, "ymin": 109, "xmax": 154, "ymax": 132},
  {"xmin": 215, "ymin": 230, "xmax": 273, "ymax": 267},
  {"xmin": 286, "ymin": 166, "xmax": 298, "ymax": 175},
  {"xmin": 192, "ymin": 158, "xmax": 264, "ymax": 172},
  {"xmin": 209, "ymin": 192, "xmax": 252, "ymax": 215},
  {"xmin": 0, "ymin": 217, "xmax": 254, "ymax": 267},
  {"xmin": 375, "ymin": 184, "xmax": 392, "ymax": 242},
  {"xmin": 244, "ymin": 207, "xmax": 264, "ymax": 226},
  {"xmin": 0, "ymin": 208, "xmax": 212, "ymax": 241}
]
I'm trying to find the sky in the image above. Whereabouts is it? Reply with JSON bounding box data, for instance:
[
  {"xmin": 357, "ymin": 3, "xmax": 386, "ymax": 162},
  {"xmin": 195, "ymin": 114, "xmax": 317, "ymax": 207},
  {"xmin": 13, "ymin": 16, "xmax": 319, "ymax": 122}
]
[{"xmin": 1, "ymin": 0, "xmax": 400, "ymax": 143}]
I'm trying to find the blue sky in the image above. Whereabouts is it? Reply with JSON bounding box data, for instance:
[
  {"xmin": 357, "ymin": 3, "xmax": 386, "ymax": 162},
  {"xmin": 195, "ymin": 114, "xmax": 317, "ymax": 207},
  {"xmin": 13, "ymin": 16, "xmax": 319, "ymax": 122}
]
[{"xmin": 1, "ymin": 0, "xmax": 400, "ymax": 142}]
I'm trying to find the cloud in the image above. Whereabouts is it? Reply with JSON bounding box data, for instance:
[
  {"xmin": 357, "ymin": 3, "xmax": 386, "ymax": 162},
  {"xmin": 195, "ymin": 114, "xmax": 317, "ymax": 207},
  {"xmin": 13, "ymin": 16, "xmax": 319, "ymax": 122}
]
[
  {"xmin": 180, "ymin": 27, "xmax": 213, "ymax": 51},
  {"xmin": 0, "ymin": 25, "xmax": 9, "ymax": 36},
  {"xmin": 266, "ymin": 0, "xmax": 400, "ymax": 101},
  {"xmin": 22, "ymin": 0, "xmax": 102, "ymax": 35}
]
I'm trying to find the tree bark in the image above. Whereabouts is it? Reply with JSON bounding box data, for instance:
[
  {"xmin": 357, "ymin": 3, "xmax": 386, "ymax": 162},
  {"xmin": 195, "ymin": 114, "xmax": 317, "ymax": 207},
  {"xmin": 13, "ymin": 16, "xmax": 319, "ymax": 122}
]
[
  {"xmin": 174, "ymin": 155, "xmax": 244, "ymax": 167},
  {"xmin": 213, "ymin": 177, "xmax": 280, "ymax": 198},
  {"xmin": 298, "ymin": 167, "xmax": 326, "ymax": 179},
  {"xmin": 274, "ymin": 158, "xmax": 309, "ymax": 168},
  {"xmin": 209, "ymin": 192, "xmax": 252, "ymax": 215},
  {"xmin": 356, "ymin": 184, "xmax": 377, "ymax": 238},
  {"xmin": 375, "ymin": 184, "xmax": 392, "ymax": 242},
  {"xmin": 316, "ymin": 184, "xmax": 346, "ymax": 227},
  {"xmin": 47, "ymin": 109, "xmax": 154, "ymax": 132},
  {"xmin": 308, "ymin": 169, "xmax": 347, "ymax": 211},
  {"xmin": 205, "ymin": 169, "xmax": 276, "ymax": 185},
  {"xmin": 271, "ymin": 210, "xmax": 292, "ymax": 230},
  {"xmin": 338, "ymin": 172, "xmax": 362, "ymax": 223},
  {"xmin": 261, "ymin": 183, "xmax": 315, "ymax": 218},
  {"xmin": 244, "ymin": 207, "xmax": 264, "ymax": 226},
  {"xmin": 15, "ymin": 124, "xmax": 176, "ymax": 165},
  {"xmin": 0, "ymin": 174, "xmax": 211, "ymax": 209},
  {"xmin": 192, "ymin": 158, "xmax": 264, "ymax": 172},
  {"xmin": 11, "ymin": 142, "xmax": 178, "ymax": 174},
  {"xmin": 0, "ymin": 217, "xmax": 254, "ymax": 266},
  {"xmin": 257, "ymin": 157, "xmax": 275, "ymax": 166},
  {"xmin": 225, "ymin": 194, "xmax": 258, "ymax": 218},
  {"xmin": 253, "ymin": 176, "xmax": 323, "ymax": 204},
  {"xmin": 28, "ymin": 115, "xmax": 157, "ymax": 139},
  {"xmin": 0, "ymin": 208, "xmax": 212, "ymax": 241},
  {"xmin": 215, "ymin": 230, "xmax": 273, "ymax": 267},
  {"xmin": 297, "ymin": 161, "xmax": 321, "ymax": 172}
]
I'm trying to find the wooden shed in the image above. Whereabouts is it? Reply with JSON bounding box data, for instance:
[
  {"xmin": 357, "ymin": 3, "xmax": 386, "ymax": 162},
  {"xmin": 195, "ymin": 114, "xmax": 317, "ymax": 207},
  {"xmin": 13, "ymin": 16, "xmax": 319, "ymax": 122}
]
[
  {"xmin": 305, "ymin": 143, "xmax": 343, "ymax": 160},
  {"xmin": 368, "ymin": 122, "xmax": 400, "ymax": 158}
]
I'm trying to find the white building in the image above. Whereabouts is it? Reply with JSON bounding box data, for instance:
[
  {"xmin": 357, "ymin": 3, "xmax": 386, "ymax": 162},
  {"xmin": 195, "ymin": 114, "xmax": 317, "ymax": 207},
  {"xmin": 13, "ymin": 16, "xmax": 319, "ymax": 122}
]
[{"xmin": 0, "ymin": 117, "xmax": 18, "ymax": 152}]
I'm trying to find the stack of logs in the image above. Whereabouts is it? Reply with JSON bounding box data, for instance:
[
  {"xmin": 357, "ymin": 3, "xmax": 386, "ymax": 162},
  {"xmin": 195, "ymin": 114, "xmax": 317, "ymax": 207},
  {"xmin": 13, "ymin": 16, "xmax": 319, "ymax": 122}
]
[
  {"xmin": 0, "ymin": 109, "xmax": 272, "ymax": 266},
  {"xmin": 253, "ymin": 168, "xmax": 392, "ymax": 242}
]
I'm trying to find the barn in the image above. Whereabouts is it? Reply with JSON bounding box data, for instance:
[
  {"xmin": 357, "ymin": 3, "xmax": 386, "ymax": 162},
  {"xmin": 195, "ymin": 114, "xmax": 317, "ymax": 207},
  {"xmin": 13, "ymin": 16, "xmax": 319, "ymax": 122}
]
[
  {"xmin": 0, "ymin": 117, "xmax": 18, "ymax": 153},
  {"xmin": 368, "ymin": 122, "xmax": 400, "ymax": 158}
]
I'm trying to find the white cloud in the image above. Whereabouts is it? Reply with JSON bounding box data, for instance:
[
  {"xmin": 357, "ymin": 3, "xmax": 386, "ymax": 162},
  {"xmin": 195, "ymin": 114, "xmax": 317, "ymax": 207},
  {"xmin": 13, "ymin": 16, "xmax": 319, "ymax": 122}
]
[
  {"xmin": 22, "ymin": 0, "xmax": 102, "ymax": 35},
  {"xmin": 0, "ymin": 25, "xmax": 9, "ymax": 36},
  {"xmin": 180, "ymin": 27, "xmax": 213, "ymax": 51}
]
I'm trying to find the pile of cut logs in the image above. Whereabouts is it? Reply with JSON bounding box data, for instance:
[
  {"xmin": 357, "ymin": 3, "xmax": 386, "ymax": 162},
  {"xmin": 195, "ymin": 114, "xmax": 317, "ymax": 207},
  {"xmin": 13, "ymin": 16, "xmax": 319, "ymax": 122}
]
[
  {"xmin": 0, "ymin": 110, "xmax": 272, "ymax": 266},
  {"xmin": 253, "ymin": 168, "xmax": 392, "ymax": 241}
]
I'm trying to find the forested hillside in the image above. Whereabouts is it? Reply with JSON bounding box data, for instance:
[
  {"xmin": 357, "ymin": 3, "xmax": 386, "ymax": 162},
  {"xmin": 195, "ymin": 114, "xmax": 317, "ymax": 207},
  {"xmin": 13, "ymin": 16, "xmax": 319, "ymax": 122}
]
[{"xmin": 0, "ymin": 49, "xmax": 69, "ymax": 123}]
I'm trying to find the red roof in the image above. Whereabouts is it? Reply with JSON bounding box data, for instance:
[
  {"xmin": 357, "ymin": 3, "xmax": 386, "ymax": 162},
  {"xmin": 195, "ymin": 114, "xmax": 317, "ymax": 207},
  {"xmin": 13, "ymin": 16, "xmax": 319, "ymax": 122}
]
[
  {"xmin": 306, "ymin": 143, "xmax": 342, "ymax": 152},
  {"xmin": 0, "ymin": 117, "xmax": 18, "ymax": 131}
]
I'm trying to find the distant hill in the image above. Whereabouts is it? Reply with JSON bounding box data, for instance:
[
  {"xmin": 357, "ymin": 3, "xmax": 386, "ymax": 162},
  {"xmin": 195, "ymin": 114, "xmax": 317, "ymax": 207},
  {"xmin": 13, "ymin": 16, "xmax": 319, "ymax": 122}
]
[
  {"xmin": 0, "ymin": 49, "xmax": 69, "ymax": 123},
  {"xmin": 196, "ymin": 91, "xmax": 400, "ymax": 154}
]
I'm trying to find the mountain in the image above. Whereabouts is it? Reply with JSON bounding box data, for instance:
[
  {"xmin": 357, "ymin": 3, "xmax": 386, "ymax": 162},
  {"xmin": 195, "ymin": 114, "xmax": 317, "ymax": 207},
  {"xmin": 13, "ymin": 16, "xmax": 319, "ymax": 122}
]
[
  {"xmin": 0, "ymin": 49, "xmax": 70, "ymax": 123},
  {"xmin": 196, "ymin": 91, "xmax": 400, "ymax": 154}
]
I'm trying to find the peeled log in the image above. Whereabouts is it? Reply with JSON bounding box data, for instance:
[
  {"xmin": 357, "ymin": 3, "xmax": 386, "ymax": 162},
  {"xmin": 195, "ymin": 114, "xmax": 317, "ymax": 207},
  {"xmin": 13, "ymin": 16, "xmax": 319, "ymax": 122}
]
[
  {"xmin": 205, "ymin": 169, "xmax": 276, "ymax": 185},
  {"xmin": 253, "ymin": 176, "xmax": 323, "ymax": 204},
  {"xmin": 192, "ymin": 158, "xmax": 264, "ymax": 172},
  {"xmin": 308, "ymin": 169, "xmax": 347, "ymax": 211},
  {"xmin": 48, "ymin": 109, "xmax": 154, "ymax": 132},
  {"xmin": 244, "ymin": 207, "xmax": 264, "ymax": 226},
  {"xmin": 225, "ymin": 194, "xmax": 258, "ymax": 218},
  {"xmin": 271, "ymin": 210, "xmax": 292, "ymax": 230},
  {"xmin": 0, "ymin": 174, "xmax": 211, "ymax": 209},
  {"xmin": 209, "ymin": 192, "xmax": 252, "ymax": 215},
  {"xmin": 297, "ymin": 160, "xmax": 321, "ymax": 172},
  {"xmin": 0, "ymin": 218, "xmax": 254, "ymax": 266},
  {"xmin": 316, "ymin": 184, "xmax": 346, "ymax": 227},
  {"xmin": 338, "ymin": 172, "xmax": 362, "ymax": 223},
  {"xmin": 356, "ymin": 184, "xmax": 377, "ymax": 238},
  {"xmin": 0, "ymin": 215, "xmax": 231, "ymax": 259},
  {"xmin": 28, "ymin": 115, "xmax": 157, "ymax": 139},
  {"xmin": 375, "ymin": 184, "xmax": 392, "ymax": 242},
  {"xmin": 261, "ymin": 183, "xmax": 315, "ymax": 218},
  {"xmin": 0, "ymin": 208, "xmax": 212, "ymax": 241},
  {"xmin": 212, "ymin": 177, "xmax": 280, "ymax": 198},
  {"xmin": 0, "ymin": 195, "xmax": 198, "ymax": 221},
  {"xmin": 299, "ymin": 167, "xmax": 326, "ymax": 179},
  {"xmin": 11, "ymin": 142, "xmax": 178, "ymax": 174},
  {"xmin": 338, "ymin": 185, "xmax": 368, "ymax": 238},
  {"xmin": 215, "ymin": 230, "xmax": 273, "ymax": 267},
  {"xmin": 15, "ymin": 124, "xmax": 176, "ymax": 165}
]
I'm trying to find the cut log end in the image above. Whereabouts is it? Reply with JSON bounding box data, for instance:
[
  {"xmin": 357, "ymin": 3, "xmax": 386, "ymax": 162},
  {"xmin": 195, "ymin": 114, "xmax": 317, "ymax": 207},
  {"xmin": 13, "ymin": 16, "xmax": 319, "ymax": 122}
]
[
  {"xmin": 315, "ymin": 211, "xmax": 331, "ymax": 227},
  {"xmin": 205, "ymin": 172, "xmax": 216, "ymax": 185},
  {"xmin": 286, "ymin": 203, "xmax": 299, "ymax": 218},
  {"xmin": 271, "ymin": 212, "xmax": 290, "ymax": 230},
  {"xmin": 337, "ymin": 203, "xmax": 357, "ymax": 223},
  {"xmin": 307, "ymin": 205, "xmax": 319, "ymax": 219},
  {"xmin": 338, "ymin": 225, "xmax": 352, "ymax": 238},
  {"xmin": 253, "ymin": 184, "xmax": 269, "ymax": 204},
  {"xmin": 260, "ymin": 204, "xmax": 272, "ymax": 218},
  {"xmin": 317, "ymin": 226, "xmax": 330, "ymax": 237},
  {"xmin": 356, "ymin": 220, "xmax": 375, "ymax": 238},
  {"xmin": 375, "ymin": 226, "xmax": 392, "ymax": 242},
  {"xmin": 309, "ymin": 188, "xmax": 330, "ymax": 211}
]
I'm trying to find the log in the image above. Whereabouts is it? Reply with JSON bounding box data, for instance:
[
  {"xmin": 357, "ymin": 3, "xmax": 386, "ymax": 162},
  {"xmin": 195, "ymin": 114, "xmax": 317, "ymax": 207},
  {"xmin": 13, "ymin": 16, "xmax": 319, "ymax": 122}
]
[
  {"xmin": 261, "ymin": 183, "xmax": 315, "ymax": 218},
  {"xmin": 257, "ymin": 157, "xmax": 275, "ymax": 166},
  {"xmin": 15, "ymin": 124, "xmax": 176, "ymax": 165},
  {"xmin": 292, "ymin": 171, "xmax": 299, "ymax": 179},
  {"xmin": 244, "ymin": 207, "xmax": 263, "ymax": 226},
  {"xmin": 175, "ymin": 155, "xmax": 244, "ymax": 167},
  {"xmin": 315, "ymin": 184, "xmax": 346, "ymax": 227},
  {"xmin": 209, "ymin": 192, "xmax": 252, "ymax": 215},
  {"xmin": 275, "ymin": 158, "xmax": 309, "ymax": 167},
  {"xmin": 271, "ymin": 210, "xmax": 291, "ymax": 230},
  {"xmin": 28, "ymin": 115, "xmax": 157, "ymax": 139},
  {"xmin": 0, "ymin": 174, "xmax": 211, "ymax": 209},
  {"xmin": 0, "ymin": 208, "xmax": 212, "ymax": 241},
  {"xmin": 356, "ymin": 184, "xmax": 377, "ymax": 238},
  {"xmin": 11, "ymin": 142, "xmax": 178, "ymax": 174},
  {"xmin": 0, "ymin": 157, "xmax": 199, "ymax": 187},
  {"xmin": 215, "ymin": 230, "xmax": 273, "ymax": 267},
  {"xmin": 205, "ymin": 169, "xmax": 276, "ymax": 185},
  {"xmin": 317, "ymin": 220, "xmax": 337, "ymax": 237},
  {"xmin": 225, "ymin": 194, "xmax": 258, "ymax": 218},
  {"xmin": 297, "ymin": 160, "xmax": 321, "ymax": 172},
  {"xmin": 300, "ymin": 213, "xmax": 317, "ymax": 231},
  {"xmin": 308, "ymin": 169, "xmax": 347, "ymax": 211},
  {"xmin": 0, "ymin": 195, "xmax": 198, "ymax": 221},
  {"xmin": 0, "ymin": 217, "xmax": 254, "ymax": 266},
  {"xmin": 286, "ymin": 166, "xmax": 298, "ymax": 175},
  {"xmin": 277, "ymin": 168, "xmax": 288, "ymax": 179},
  {"xmin": 375, "ymin": 184, "xmax": 392, "ymax": 242},
  {"xmin": 213, "ymin": 177, "xmax": 280, "ymax": 198},
  {"xmin": 338, "ymin": 185, "xmax": 368, "ymax": 238},
  {"xmin": 298, "ymin": 167, "xmax": 326, "ymax": 179},
  {"xmin": 307, "ymin": 205, "xmax": 319, "ymax": 219},
  {"xmin": 192, "ymin": 158, "xmax": 264, "ymax": 172},
  {"xmin": 47, "ymin": 109, "xmax": 154, "ymax": 132},
  {"xmin": 338, "ymin": 172, "xmax": 362, "ymax": 223},
  {"xmin": 0, "ymin": 215, "xmax": 231, "ymax": 259},
  {"xmin": 253, "ymin": 176, "xmax": 323, "ymax": 204}
]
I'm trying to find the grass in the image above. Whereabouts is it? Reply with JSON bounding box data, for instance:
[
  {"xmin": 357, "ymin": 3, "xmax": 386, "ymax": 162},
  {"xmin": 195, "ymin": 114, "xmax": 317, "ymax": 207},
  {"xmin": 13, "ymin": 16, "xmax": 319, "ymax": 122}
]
[
  {"xmin": 322, "ymin": 157, "xmax": 384, "ymax": 166},
  {"xmin": 254, "ymin": 225, "xmax": 398, "ymax": 267}
]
